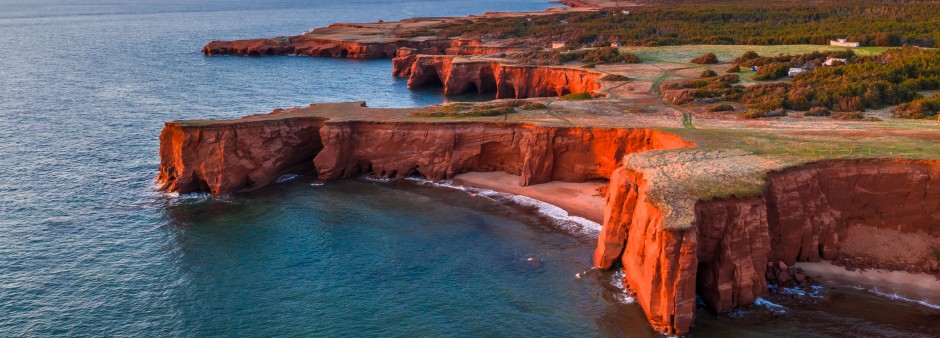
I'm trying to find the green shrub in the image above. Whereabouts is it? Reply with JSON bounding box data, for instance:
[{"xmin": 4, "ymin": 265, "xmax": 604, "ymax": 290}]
[
  {"xmin": 738, "ymin": 109, "xmax": 767, "ymax": 119},
  {"xmin": 830, "ymin": 112, "xmax": 865, "ymax": 120},
  {"xmin": 520, "ymin": 102, "xmax": 548, "ymax": 110},
  {"xmin": 804, "ymin": 107, "xmax": 831, "ymax": 116},
  {"xmin": 601, "ymin": 74, "xmax": 630, "ymax": 81},
  {"xmin": 706, "ymin": 104, "xmax": 735, "ymax": 112},
  {"xmin": 726, "ymin": 65, "xmax": 741, "ymax": 73},
  {"xmin": 691, "ymin": 53, "xmax": 719, "ymax": 64},
  {"xmin": 739, "ymin": 108, "xmax": 786, "ymax": 119},
  {"xmin": 753, "ymin": 62, "xmax": 790, "ymax": 80},
  {"xmin": 700, "ymin": 70, "xmax": 718, "ymax": 78},
  {"xmin": 717, "ymin": 74, "xmax": 740, "ymax": 84},
  {"xmin": 560, "ymin": 92, "xmax": 593, "ymax": 100},
  {"xmin": 894, "ymin": 95, "xmax": 940, "ymax": 119}
]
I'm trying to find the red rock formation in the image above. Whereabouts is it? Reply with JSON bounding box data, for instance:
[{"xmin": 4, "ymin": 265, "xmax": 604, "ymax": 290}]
[
  {"xmin": 203, "ymin": 36, "xmax": 457, "ymax": 58},
  {"xmin": 595, "ymin": 167, "xmax": 697, "ymax": 334},
  {"xmin": 157, "ymin": 114, "xmax": 692, "ymax": 196},
  {"xmin": 557, "ymin": 0, "xmax": 604, "ymax": 8},
  {"xmin": 312, "ymin": 122, "xmax": 691, "ymax": 185},
  {"xmin": 392, "ymin": 48, "xmax": 419, "ymax": 77},
  {"xmin": 405, "ymin": 55, "xmax": 604, "ymax": 98},
  {"xmin": 595, "ymin": 158, "xmax": 940, "ymax": 335},
  {"xmin": 156, "ymin": 102, "xmax": 940, "ymax": 336},
  {"xmin": 157, "ymin": 115, "xmax": 325, "ymax": 195},
  {"xmin": 764, "ymin": 159, "xmax": 940, "ymax": 264}
]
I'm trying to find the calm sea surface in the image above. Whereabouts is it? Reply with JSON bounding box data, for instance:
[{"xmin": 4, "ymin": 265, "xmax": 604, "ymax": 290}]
[{"xmin": 0, "ymin": 0, "xmax": 937, "ymax": 336}]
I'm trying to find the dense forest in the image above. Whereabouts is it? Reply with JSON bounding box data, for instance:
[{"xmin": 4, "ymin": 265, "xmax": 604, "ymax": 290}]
[{"xmin": 410, "ymin": 1, "xmax": 940, "ymax": 47}]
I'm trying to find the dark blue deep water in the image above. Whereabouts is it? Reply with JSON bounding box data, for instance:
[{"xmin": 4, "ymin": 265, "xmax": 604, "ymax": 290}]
[{"xmin": 2, "ymin": 1, "xmax": 939, "ymax": 337}]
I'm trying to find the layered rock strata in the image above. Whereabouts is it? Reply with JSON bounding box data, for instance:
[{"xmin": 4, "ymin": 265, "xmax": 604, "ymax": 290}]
[
  {"xmin": 595, "ymin": 158, "xmax": 940, "ymax": 334},
  {"xmin": 404, "ymin": 55, "xmax": 604, "ymax": 98},
  {"xmin": 156, "ymin": 103, "xmax": 939, "ymax": 336},
  {"xmin": 157, "ymin": 110, "xmax": 691, "ymax": 196},
  {"xmin": 202, "ymin": 36, "xmax": 461, "ymax": 58}
]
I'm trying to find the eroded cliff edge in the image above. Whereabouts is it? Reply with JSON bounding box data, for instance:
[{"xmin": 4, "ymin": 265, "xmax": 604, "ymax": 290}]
[
  {"xmin": 157, "ymin": 103, "xmax": 940, "ymax": 335},
  {"xmin": 403, "ymin": 55, "xmax": 603, "ymax": 98},
  {"xmin": 157, "ymin": 103, "xmax": 690, "ymax": 195},
  {"xmin": 595, "ymin": 157, "xmax": 940, "ymax": 334}
]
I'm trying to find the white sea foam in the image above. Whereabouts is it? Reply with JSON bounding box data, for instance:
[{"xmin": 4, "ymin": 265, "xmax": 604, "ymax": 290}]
[
  {"xmin": 609, "ymin": 270, "xmax": 636, "ymax": 304},
  {"xmin": 359, "ymin": 174, "xmax": 395, "ymax": 183},
  {"xmin": 275, "ymin": 174, "xmax": 299, "ymax": 183},
  {"xmin": 404, "ymin": 177, "xmax": 602, "ymax": 237},
  {"xmin": 779, "ymin": 285, "xmax": 823, "ymax": 299},
  {"xmin": 754, "ymin": 298, "xmax": 787, "ymax": 314},
  {"xmin": 847, "ymin": 285, "xmax": 940, "ymax": 310}
]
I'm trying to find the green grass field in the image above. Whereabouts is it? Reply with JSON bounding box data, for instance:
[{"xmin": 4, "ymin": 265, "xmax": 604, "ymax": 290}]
[{"xmin": 617, "ymin": 45, "xmax": 895, "ymax": 64}]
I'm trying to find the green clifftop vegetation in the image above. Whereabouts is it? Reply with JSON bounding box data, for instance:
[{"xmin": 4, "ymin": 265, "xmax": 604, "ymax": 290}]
[{"xmin": 414, "ymin": 1, "xmax": 940, "ymax": 47}]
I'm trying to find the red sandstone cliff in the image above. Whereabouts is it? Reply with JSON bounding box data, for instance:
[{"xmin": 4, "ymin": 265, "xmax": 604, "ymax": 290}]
[
  {"xmin": 594, "ymin": 167, "xmax": 697, "ymax": 334},
  {"xmin": 157, "ymin": 115, "xmax": 691, "ymax": 196},
  {"xmin": 157, "ymin": 115, "xmax": 325, "ymax": 195},
  {"xmin": 202, "ymin": 35, "xmax": 504, "ymax": 59},
  {"xmin": 594, "ymin": 158, "xmax": 940, "ymax": 335},
  {"xmin": 404, "ymin": 55, "xmax": 604, "ymax": 98},
  {"xmin": 155, "ymin": 105, "xmax": 940, "ymax": 336}
]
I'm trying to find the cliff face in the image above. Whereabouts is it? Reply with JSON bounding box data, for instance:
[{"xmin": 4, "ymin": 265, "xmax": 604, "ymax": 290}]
[
  {"xmin": 595, "ymin": 158, "xmax": 940, "ymax": 335},
  {"xmin": 202, "ymin": 36, "xmax": 456, "ymax": 58},
  {"xmin": 405, "ymin": 55, "xmax": 604, "ymax": 98},
  {"xmin": 595, "ymin": 167, "xmax": 697, "ymax": 335},
  {"xmin": 157, "ymin": 116, "xmax": 325, "ymax": 195},
  {"xmin": 312, "ymin": 122, "xmax": 691, "ymax": 185},
  {"xmin": 157, "ymin": 116, "xmax": 692, "ymax": 196}
]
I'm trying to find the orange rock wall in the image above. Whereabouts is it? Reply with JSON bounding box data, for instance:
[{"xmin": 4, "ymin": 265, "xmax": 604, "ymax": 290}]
[
  {"xmin": 202, "ymin": 36, "xmax": 457, "ymax": 58},
  {"xmin": 157, "ymin": 116, "xmax": 325, "ymax": 195},
  {"xmin": 594, "ymin": 167, "xmax": 697, "ymax": 335},
  {"xmin": 765, "ymin": 159, "xmax": 940, "ymax": 264},
  {"xmin": 405, "ymin": 56, "xmax": 603, "ymax": 98},
  {"xmin": 594, "ymin": 158, "xmax": 940, "ymax": 335},
  {"xmin": 157, "ymin": 116, "xmax": 692, "ymax": 196},
  {"xmin": 312, "ymin": 122, "xmax": 691, "ymax": 185}
]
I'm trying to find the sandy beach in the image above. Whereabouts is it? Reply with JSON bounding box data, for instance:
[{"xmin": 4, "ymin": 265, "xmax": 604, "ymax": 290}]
[
  {"xmin": 452, "ymin": 172, "xmax": 607, "ymax": 224},
  {"xmin": 796, "ymin": 261, "xmax": 940, "ymax": 306}
]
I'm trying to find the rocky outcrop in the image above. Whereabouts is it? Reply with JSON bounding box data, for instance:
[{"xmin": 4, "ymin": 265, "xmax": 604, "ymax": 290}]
[
  {"xmin": 157, "ymin": 112, "xmax": 692, "ymax": 196},
  {"xmin": 312, "ymin": 122, "xmax": 691, "ymax": 184},
  {"xmin": 594, "ymin": 167, "xmax": 697, "ymax": 334},
  {"xmin": 557, "ymin": 0, "xmax": 604, "ymax": 8},
  {"xmin": 203, "ymin": 36, "xmax": 458, "ymax": 58},
  {"xmin": 595, "ymin": 158, "xmax": 940, "ymax": 335},
  {"xmin": 405, "ymin": 55, "xmax": 604, "ymax": 98},
  {"xmin": 157, "ymin": 114, "xmax": 326, "ymax": 195}
]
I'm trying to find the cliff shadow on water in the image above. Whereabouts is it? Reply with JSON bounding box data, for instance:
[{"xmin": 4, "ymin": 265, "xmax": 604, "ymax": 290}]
[{"xmin": 157, "ymin": 108, "xmax": 940, "ymax": 335}]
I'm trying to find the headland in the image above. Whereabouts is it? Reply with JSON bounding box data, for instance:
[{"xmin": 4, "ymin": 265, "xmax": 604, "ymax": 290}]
[{"xmin": 161, "ymin": 0, "xmax": 940, "ymax": 335}]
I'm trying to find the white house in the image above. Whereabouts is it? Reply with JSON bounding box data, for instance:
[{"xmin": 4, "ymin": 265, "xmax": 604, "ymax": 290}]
[
  {"xmin": 788, "ymin": 68, "xmax": 806, "ymax": 77},
  {"xmin": 551, "ymin": 41, "xmax": 567, "ymax": 49},
  {"xmin": 829, "ymin": 38, "xmax": 860, "ymax": 47}
]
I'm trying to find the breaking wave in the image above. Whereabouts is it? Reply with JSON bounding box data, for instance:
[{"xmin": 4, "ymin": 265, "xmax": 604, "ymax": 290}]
[{"xmin": 404, "ymin": 177, "xmax": 602, "ymax": 237}]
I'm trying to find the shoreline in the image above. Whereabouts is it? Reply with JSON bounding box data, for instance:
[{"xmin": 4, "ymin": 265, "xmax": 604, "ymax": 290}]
[
  {"xmin": 795, "ymin": 261, "xmax": 940, "ymax": 308},
  {"xmin": 451, "ymin": 171, "xmax": 606, "ymax": 224}
]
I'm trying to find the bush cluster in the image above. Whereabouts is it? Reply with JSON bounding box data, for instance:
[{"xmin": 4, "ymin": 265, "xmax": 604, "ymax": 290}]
[
  {"xmin": 691, "ymin": 53, "xmax": 719, "ymax": 65},
  {"xmin": 511, "ymin": 47, "xmax": 640, "ymax": 66},
  {"xmin": 735, "ymin": 48, "xmax": 940, "ymax": 113},
  {"xmin": 893, "ymin": 95, "xmax": 940, "ymax": 119},
  {"xmin": 560, "ymin": 92, "xmax": 593, "ymax": 100},
  {"xmin": 601, "ymin": 74, "xmax": 630, "ymax": 81},
  {"xmin": 422, "ymin": 2, "xmax": 940, "ymax": 47}
]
